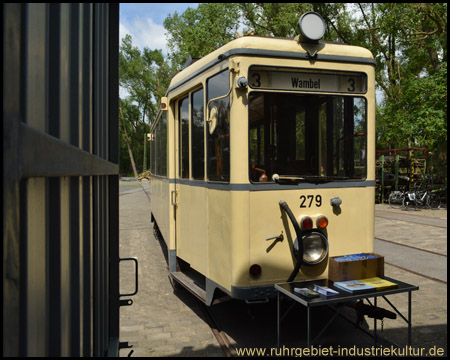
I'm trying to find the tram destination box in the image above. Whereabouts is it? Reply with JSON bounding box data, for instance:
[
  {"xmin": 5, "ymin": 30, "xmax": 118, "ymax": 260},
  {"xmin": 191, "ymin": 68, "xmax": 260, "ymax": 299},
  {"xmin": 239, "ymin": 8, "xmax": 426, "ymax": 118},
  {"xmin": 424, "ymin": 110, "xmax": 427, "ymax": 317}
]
[{"xmin": 328, "ymin": 253, "xmax": 384, "ymax": 282}]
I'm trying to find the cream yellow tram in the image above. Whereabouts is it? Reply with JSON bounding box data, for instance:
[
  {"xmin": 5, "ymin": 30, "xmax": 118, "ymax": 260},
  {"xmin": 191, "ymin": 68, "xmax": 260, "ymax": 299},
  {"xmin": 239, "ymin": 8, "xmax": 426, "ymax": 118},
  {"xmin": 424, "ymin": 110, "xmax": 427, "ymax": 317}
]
[{"xmin": 150, "ymin": 12, "xmax": 375, "ymax": 305}]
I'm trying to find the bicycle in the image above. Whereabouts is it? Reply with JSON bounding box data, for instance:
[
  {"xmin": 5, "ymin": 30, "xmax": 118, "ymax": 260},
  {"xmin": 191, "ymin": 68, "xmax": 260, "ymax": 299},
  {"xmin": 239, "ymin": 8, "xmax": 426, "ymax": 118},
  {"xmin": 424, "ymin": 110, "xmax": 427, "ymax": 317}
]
[
  {"xmin": 388, "ymin": 188, "xmax": 407, "ymax": 209},
  {"xmin": 402, "ymin": 190, "xmax": 417, "ymax": 211},
  {"xmin": 426, "ymin": 191, "xmax": 442, "ymax": 209},
  {"xmin": 402, "ymin": 186, "xmax": 441, "ymax": 210}
]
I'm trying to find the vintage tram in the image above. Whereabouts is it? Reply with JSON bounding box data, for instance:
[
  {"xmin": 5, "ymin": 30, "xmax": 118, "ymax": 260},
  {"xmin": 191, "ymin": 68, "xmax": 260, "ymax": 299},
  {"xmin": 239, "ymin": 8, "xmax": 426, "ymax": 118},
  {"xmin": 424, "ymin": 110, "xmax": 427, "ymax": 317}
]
[{"xmin": 150, "ymin": 12, "xmax": 375, "ymax": 305}]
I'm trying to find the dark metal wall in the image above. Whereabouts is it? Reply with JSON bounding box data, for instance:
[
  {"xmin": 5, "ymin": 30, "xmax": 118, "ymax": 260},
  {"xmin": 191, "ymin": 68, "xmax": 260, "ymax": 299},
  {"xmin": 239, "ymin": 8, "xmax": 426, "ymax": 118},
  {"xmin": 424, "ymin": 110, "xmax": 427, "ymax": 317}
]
[{"xmin": 3, "ymin": 3, "xmax": 120, "ymax": 356}]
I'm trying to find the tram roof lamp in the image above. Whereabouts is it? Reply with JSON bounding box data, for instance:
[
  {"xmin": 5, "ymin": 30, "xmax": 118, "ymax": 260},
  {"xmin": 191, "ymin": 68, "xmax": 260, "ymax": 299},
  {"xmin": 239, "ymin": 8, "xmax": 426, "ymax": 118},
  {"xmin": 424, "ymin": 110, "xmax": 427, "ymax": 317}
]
[{"xmin": 297, "ymin": 12, "xmax": 326, "ymax": 42}]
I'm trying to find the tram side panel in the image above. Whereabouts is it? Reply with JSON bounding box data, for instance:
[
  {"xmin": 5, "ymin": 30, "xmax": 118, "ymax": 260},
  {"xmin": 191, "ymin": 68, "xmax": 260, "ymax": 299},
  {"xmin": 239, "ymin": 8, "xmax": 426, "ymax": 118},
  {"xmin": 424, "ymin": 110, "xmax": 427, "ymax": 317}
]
[
  {"xmin": 207, "ymin": 189, "xmax": 233, "ymax": 291},
  {"xmin": 176, "ymin": 184, "xmax": 208, "ymax": 275},
  {"xmin": 151, "ymin": 177, "xmax": 170, "ymax": 246}
]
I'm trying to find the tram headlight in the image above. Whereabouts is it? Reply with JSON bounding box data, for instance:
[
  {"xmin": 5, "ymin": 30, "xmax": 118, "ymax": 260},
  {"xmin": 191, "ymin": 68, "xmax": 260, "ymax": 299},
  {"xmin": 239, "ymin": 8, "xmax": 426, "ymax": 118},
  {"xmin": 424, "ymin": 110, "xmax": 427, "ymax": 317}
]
[
  {"xmin": 297, "ymin": 12, "xmax": 326, "ymax": 42},
  {"xmin": 302, "ymin": 231, "xmax": 328, "ymax": 265}
]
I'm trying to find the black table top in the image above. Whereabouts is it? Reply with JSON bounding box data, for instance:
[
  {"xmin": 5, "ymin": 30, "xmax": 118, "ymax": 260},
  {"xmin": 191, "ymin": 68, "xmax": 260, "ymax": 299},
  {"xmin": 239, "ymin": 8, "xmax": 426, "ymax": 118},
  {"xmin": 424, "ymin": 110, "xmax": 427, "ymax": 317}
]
[{"xmin": 275, "ymin": 277, "xmax": 419, "ymax": 307}]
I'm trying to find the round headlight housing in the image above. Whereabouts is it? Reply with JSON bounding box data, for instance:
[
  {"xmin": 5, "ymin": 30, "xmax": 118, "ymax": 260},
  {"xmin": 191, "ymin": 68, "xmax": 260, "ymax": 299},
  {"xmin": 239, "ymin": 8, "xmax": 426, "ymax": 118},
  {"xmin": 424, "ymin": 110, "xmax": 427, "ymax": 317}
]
[
  {"xmin": 297, "ymin": 12, "xmax": 326, "ymax": 42},
  {"xmin": 302, "ymin": 231, "xmax": 328, "ymax": 265}
]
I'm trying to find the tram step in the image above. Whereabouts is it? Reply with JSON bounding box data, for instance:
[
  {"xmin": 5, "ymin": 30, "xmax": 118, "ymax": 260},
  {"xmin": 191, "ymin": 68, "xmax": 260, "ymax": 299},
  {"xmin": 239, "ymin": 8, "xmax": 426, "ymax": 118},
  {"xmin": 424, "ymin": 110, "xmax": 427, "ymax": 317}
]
[{"xmin": 170, "ymin": 271, "xmax": 207, "ymax": 303}]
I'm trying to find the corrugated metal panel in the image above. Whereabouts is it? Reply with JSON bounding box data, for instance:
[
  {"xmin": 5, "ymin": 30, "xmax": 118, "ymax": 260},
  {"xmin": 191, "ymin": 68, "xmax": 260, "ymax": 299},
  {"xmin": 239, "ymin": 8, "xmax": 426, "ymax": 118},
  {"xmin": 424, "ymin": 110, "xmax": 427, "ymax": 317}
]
[{"xmin": 3, "ymin": 3, "xmax": 120, "ymax": 357}]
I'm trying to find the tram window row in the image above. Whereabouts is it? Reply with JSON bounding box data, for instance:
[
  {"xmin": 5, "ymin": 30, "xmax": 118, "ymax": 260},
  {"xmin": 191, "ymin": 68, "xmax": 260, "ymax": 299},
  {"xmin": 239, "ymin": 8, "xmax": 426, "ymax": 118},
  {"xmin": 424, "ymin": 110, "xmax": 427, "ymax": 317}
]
[{"xmin": 150, "ymin": 69, "xmax": 231, "ymax": 183}]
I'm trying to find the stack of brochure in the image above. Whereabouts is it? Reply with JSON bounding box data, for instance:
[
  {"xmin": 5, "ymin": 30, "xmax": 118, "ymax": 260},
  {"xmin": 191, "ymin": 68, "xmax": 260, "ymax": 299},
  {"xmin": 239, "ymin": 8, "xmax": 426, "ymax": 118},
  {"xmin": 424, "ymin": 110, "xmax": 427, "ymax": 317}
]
[
  {"xmin": 333, "ymin": 253, "xmax": 378, "ymax": 262},
  {"xmin": 294, "ymin": 288, "xmax": 320, "ymax": 298},
  {"xmin": 313, "ymin": 284, "xmax": 339, "ymax": 297},
  {"xmin": 358, "ymin": 277, "xmax": 398, "ymax": 291},
  {"xmin": 333, "ymin": 277, "xmax": 398, "ymax": 293},
  {"xmin": 333, "ymin": 279, "xmax": 376, "ymax": 293}
]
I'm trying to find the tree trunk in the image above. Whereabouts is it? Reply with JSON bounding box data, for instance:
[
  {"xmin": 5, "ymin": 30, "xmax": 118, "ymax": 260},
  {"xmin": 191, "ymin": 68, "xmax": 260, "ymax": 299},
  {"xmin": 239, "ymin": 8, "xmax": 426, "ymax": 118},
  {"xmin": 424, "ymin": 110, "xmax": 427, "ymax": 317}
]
[{"xmin": 119, "ymin": 104, "xmax": 139, "ymax": 178}]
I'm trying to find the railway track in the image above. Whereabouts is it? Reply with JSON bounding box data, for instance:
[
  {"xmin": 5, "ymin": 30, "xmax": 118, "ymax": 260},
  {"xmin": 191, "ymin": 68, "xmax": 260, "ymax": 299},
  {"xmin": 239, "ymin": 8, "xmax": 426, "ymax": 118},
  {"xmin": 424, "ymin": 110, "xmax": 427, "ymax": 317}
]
[
  {"xmin": 197, "ymin": 300, "xmax": 236, "ymax": 357},
  {"xmin": 374, "ymin": 208, "xmax": 447, "ymax": 284},
  {"xmin": 375, "ymin": 208, "xmax": 447, "ymax": 229}
]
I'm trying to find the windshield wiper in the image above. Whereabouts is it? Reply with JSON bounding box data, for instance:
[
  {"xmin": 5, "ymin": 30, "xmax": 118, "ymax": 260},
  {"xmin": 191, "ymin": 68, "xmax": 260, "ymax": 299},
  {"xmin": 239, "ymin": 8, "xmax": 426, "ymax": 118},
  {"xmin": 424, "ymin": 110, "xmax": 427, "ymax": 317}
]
[
  {"xmin": 272, "ymin": 174, "xmax": 305, "ymax": 182},
  {"xmin": 272, "ymin": 174, "xmax": 351, "ymax": 184}
]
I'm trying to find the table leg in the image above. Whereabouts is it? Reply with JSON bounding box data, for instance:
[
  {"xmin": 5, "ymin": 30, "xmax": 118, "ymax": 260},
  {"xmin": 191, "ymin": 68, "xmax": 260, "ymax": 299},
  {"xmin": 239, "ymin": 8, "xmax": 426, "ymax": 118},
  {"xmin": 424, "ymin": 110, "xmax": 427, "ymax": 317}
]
[
  {"xmin": 374, "ymin": 297, "xmax": 377, "ymax": 344},
  {"xmin": 307, "ymin": 306, "xmax": 311, "ymax": 348},
  {"xmin": 277, "ymin": 291, "xmax": 280, "ymax": 348},
  {"xmin": 408, "ymin": 291, "xmax": 411, "ymax": 346}
]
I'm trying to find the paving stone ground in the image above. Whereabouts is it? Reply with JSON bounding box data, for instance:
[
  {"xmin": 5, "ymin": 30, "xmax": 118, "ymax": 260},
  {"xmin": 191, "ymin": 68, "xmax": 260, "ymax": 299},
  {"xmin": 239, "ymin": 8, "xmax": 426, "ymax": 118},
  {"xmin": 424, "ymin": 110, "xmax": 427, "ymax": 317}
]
[
  {"xmin": 118, "ymin": 181, "xmax": 447, "ymax": 356},
  {"xmin": 119, "ymin": 181, "xmax": 223, "ymax": 357}
]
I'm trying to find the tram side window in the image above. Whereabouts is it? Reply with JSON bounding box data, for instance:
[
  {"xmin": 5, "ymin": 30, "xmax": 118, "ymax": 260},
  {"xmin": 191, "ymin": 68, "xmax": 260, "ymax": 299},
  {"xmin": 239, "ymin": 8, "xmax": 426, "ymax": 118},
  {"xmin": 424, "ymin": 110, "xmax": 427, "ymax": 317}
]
[
  {"xmin": 161, "ymin": 111, "xmax": 167, "ymax": 177},
  {"xmin": 150, "ymin": 113, "xmax": 168, "ymax": 177},
  {"xmin": 179, "ymin": 97, "xmax": 189, "ymax": 179},
  {"xmin": 150, "ymin": 128, "xmax": 155, "ymax": 174},
  {"xmin": 207, "ymin": 70, "xmax": 230, "ymax": 182},
  {"xmin": 156, "ymin": 120, "xmax": 161, "ymax": 175},
  {"xmin": 191, "ymin": 88, "xmax": 204, "ymax": 180}
]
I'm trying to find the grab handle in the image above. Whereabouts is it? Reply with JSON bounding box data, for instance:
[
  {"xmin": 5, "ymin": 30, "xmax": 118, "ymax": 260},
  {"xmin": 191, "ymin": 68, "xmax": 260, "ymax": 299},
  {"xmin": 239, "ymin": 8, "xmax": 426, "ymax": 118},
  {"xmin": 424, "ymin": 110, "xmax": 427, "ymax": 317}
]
[{"xmin": 119, "ymin": 257, "xmax": 138, "ymax": 297}]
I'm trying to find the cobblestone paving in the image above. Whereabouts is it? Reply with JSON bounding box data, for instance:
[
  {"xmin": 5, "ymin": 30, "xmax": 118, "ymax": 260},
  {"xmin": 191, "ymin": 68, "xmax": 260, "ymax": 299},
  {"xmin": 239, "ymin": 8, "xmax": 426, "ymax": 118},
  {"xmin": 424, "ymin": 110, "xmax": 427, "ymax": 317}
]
[
  {"xmin": 119, "ymin": 183, "xmax": 223, "ymax": 357},
  {"xmin": 118, "ymin": 182, "xmax": 447, "ymax": 356}
]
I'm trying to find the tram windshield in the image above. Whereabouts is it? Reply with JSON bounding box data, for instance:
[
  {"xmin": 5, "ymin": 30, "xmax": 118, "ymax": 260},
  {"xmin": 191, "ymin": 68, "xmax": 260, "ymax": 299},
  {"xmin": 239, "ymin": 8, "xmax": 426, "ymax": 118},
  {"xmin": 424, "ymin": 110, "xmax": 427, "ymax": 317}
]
[{"xmin": 249, "ymin": 92, "xmax": 367, "ymax": 183}]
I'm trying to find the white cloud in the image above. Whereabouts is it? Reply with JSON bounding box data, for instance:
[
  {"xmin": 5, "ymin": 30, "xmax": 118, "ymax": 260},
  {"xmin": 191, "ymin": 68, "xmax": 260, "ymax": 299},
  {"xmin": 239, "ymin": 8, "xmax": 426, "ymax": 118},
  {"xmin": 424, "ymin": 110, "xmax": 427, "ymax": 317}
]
[{"xmin": 120, "ymin": 16, "xmax": 169, "ymax": 55}]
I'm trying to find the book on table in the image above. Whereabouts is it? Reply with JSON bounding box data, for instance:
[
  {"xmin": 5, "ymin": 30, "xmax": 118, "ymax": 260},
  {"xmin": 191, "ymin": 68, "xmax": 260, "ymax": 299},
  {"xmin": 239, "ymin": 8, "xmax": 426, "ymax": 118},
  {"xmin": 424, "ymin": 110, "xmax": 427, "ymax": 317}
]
[
  {"xmin": 294, "ymin": 287, "xmax": 320, "ymax": 298},
  {"xmin": 332, "ymin": 279, "xmax": 376, "ymax": 294},
  {"xmin": 358, "ymin": 277, "xmax": 398, "ymax": 291},
  {"xmin": 313, "ymin": 284, "xmax": 339, "ymax": 297}
]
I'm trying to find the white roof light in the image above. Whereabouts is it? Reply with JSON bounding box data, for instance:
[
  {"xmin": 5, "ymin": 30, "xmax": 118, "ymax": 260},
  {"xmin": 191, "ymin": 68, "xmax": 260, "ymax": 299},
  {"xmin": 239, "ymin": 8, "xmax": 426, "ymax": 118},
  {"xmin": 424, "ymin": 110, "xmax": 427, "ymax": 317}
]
[{"xmin": 298, "ymin": 12, "xmax": 326, "ymax": 42}]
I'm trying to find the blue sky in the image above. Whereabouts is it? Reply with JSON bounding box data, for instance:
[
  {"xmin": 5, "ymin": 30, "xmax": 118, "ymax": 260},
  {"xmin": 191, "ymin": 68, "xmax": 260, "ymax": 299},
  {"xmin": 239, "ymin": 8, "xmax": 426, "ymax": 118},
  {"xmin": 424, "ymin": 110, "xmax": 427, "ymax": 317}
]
[{"xmin": 119, "ymin": 3, "xmax": 198, "ymax": 55}]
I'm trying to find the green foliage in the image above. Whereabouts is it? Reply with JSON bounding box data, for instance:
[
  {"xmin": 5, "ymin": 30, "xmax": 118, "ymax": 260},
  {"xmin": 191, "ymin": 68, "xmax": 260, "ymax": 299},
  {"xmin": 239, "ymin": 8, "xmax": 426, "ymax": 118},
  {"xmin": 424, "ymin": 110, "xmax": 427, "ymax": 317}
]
[
  {"xmin": 119, "ymin": 34, "xmax": 176, "ymax": 174},
  {"xmin": 379, "ymin": 63, "xmax": 447, "ymax": 152},
  {"xmin": 164, "ymin": 3, "xmax": 241, "ymax": 68},
  {"xmin": 119, "ymin": 3, "xmax": 447, "ymax": 178}
]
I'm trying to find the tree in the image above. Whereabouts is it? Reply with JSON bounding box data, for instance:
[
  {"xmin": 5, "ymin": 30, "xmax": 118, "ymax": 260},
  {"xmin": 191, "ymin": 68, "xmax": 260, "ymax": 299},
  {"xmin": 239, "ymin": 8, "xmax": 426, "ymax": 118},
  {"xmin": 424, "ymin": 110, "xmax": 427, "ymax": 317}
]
[
  {"xmin": 119, "ymin": 34, "xmax": 174, "ymax": 174},
  {"xmin": 164, "ymin": 3, "xmax": 241, "ymax": 68},
  {"xmin": 154, "ymin": 3, "xmax": 446, "ymax": 180},
  {"xmin": 361, "ymin": 3, "xmax": 447, "ymax": 156}
]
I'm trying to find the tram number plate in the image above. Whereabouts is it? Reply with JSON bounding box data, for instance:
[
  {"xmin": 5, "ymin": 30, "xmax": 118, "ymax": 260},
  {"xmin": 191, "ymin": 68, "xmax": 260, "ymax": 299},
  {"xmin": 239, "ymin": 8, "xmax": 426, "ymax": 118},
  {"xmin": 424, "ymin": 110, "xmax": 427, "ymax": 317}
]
[{"xmin": 300, "ymin": 195, "xmax": 322, "ymax": 208}]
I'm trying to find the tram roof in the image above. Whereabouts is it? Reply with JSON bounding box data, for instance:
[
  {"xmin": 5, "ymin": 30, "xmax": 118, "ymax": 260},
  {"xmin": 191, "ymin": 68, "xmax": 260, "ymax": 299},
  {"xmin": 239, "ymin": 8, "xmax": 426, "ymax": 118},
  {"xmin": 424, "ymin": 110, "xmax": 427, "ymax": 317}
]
[{"xmin": 167, "ymin": 36, "xmax": 375, "ymax": 95}]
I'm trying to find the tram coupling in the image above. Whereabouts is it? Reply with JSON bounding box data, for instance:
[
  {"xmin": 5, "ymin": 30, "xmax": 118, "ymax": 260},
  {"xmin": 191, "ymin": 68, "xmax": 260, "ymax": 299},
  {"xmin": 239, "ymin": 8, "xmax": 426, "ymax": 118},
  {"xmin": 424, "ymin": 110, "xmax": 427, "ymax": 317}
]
[{"xmin": 349, "ymin": 300, "xmax": 397, "ymax": 323}]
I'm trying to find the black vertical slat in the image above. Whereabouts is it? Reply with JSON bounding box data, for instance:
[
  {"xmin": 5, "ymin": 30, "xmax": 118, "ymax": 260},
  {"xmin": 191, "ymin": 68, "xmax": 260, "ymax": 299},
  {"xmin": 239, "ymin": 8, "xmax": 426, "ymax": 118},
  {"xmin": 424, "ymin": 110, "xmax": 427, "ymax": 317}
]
[
  {"xmin": 92, "ymin": 175, "xmax": 100, "ymax": 356},
  {"xmin": 98, "ymin": 7, "xmax": 105, "ymax": 160},
  {"xmin": 82, "ymin": 176, "xmax": 92, "ymax": 357},
  {"xmin": 100, "ymin": 177, "xmax": 106, "ymax": 356},
  {"xmin": 108, "ymin": 175, "xmax": 119, "ymax": 340},
  {"xmin": 69, "ymin": 4, "xmax": 80, "ymax": 147},
  {"xmin": 19, "ymin": 179, "xmax": 28, "ymax": 356},
  {"xmin": 108, "ymin": 5, "xmax": 120, "ymax": 352},
  {"xmin": 69, "ymin": 177, "xmax": 80, "ymax": 356},
  {"xmin": 93, "ymin": 4, "xmax": 99, "ymax": 158},
  {"xmin": 47, "ymin": 177, "xmax": 61, "ymax": 356},
  {"xmin": 108, "ymin": 3, "xmax": 119, "ymax": 165},
  {"xmin": 98, "ymin": 176, "xmax": 104, "ymax": 355},
  {"xmin": 18, "ymin": 4, "xmax": 28, "ymax": 356},
  {"xmin": 82, "ymin": 3, "xmax": 92, "ymax": 153},
  {"xmin": 47, "ymin": 3, "xmax": 60, "ymax": 138}
]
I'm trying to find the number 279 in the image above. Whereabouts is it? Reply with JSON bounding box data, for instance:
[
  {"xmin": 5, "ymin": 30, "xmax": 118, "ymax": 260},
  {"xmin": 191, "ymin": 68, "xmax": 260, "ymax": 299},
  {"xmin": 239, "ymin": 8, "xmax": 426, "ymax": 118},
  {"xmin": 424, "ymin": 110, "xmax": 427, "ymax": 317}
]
[{"xmin": 300, "ymin": 195, "xmax": 322, "ymax": 207}]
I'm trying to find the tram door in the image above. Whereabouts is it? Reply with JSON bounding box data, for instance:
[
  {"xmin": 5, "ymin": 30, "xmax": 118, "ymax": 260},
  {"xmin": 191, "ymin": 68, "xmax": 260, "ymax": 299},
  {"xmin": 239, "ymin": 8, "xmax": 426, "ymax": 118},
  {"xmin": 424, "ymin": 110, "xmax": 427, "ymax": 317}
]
[{"xmin": 175, "ymin": 92, "xmax": 208, "ymax": 274}]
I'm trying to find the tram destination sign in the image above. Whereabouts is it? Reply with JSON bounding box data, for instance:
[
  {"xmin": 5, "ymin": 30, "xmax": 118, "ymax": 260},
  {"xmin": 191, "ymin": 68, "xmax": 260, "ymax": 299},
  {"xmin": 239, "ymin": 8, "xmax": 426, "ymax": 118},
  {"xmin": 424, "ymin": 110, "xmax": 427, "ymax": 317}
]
[{"xmin": 248, "ymin": 68, "xmax": 367, "ymax": 94}]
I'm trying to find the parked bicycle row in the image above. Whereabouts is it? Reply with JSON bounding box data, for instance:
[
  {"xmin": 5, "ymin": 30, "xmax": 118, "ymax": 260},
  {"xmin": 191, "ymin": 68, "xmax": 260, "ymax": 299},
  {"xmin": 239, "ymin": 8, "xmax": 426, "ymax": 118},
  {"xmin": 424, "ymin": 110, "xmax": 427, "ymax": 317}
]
[{"xmin": 388, "ymin": 183, "xmax": 442, "ymax": 210}]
